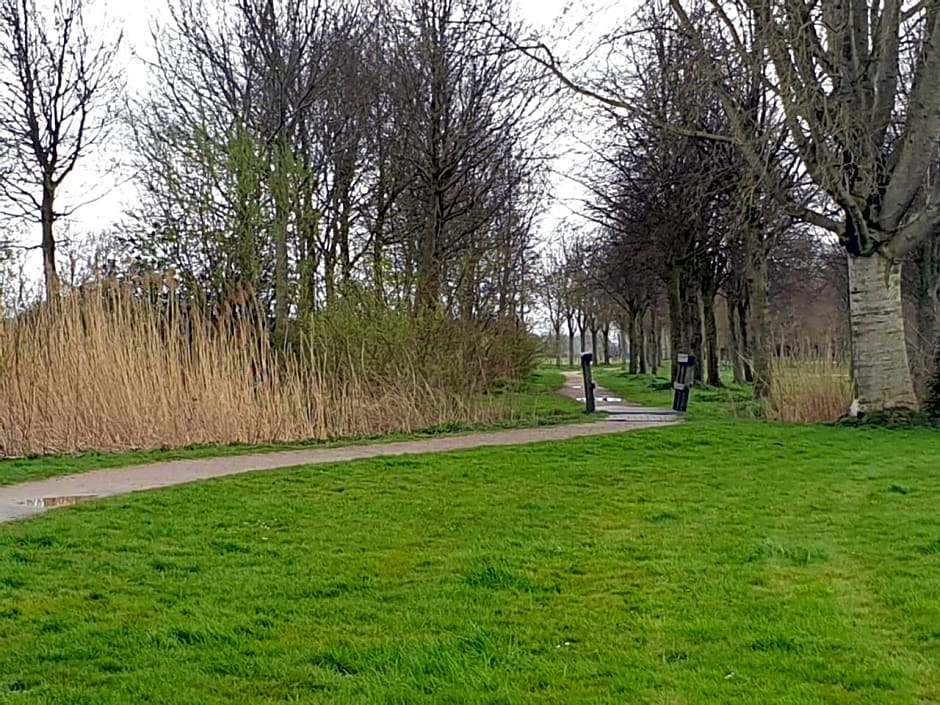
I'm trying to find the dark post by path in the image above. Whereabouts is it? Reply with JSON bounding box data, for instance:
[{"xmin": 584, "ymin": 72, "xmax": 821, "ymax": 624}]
[
  {"xmin": 672, "ymin": 353, "xmax": 696, "ymax": 412},
  {"xmin": 581, "ymin": 352, "xmax": 596, "ymax": 413}
]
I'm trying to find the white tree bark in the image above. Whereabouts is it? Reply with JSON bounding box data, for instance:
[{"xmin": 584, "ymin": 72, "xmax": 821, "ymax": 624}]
[{"xmin": 848, "ymin": 254, "xmax": 918, "ymax": 412}]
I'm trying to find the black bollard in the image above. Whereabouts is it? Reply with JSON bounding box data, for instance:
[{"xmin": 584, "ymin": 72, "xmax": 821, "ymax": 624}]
[
  {"xmin": 581, "ymin": 352, "xmax": 596, "ymax": 413},
  {"xmin": 672, "ymin": 353, "xmax": 696, "ymax": 412}
]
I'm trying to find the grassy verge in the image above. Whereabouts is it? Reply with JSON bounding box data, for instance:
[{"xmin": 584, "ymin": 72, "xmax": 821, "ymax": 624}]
[
  {"xmin": 593, "ymin": 367, "xmax": 757, "ymax": 420},
  {"xmin": 0, "ymin": 368, "xmax": 586, "ymax": 487},
  {"xmin": 1, "ymin": 422, "xmax": 939, "ymax": 703}
]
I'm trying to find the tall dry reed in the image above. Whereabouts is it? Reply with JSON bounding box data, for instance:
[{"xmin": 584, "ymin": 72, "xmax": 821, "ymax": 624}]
[
  {"xmin": 764, "ymin": 355, "xmax": 853, "ymax": 423},
  {"xmin": 0, "ymin": 285, "xmax": 506, "ymax": 457}
]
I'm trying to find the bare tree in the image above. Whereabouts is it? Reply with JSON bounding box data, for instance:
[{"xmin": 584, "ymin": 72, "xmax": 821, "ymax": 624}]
[
  {"xmin": 0, "ymin": 0, "xmax": 122, "ymax": 297},
  {"xmin": 583, "ymin": 6, "xmax": 740, "ymax": 386},
  {"xmin": 537, "ymin": 249, "xmax": 567, "ymax": 366},
  {"xmin": 388, "ymin": 0, "xmax": 544, "ymax": 314},
  {"xmin": 669, "ymin": 0, "xmax": 940, "ymax": 412},
  {"xmin": 127, "ymin": 0, "xmax": 544, "ymax": 339}
]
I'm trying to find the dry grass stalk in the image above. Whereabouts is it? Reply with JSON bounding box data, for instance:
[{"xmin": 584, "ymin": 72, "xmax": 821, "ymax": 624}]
[
  {"xmin": 0, "ymin": 285, "xmax": 504, "ymax": 457},
  {"xmin": 765, "ymin": 355, "xmax": 853, "ymax": 423}
]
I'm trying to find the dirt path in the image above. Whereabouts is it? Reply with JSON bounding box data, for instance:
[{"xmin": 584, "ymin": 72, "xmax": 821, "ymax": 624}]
[
  {"xmin": 559, "ymin": 370, "xmax": 638, "ymax": 407},
  {"xmin": 0, "ymin": 415, "xmax": 677, "ymax": 524},
  {"xmin": 559, "ymin": 371, "xmax": 678, "ymax": 420}
]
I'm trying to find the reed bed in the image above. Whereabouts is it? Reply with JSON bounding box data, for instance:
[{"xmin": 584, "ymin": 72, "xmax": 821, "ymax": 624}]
[
  {"xmin": 0, "ymin": 285, "xmax": 510, "ymax": 457},
  {"xmin": 764, "ymin": 356, "xmax": 853, "ymax": 423}
]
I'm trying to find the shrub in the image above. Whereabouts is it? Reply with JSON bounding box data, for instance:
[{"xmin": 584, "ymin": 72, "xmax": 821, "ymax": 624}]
[{"xmin": 301, "ymin": 297, "xmax": 538, "ymax": 396}]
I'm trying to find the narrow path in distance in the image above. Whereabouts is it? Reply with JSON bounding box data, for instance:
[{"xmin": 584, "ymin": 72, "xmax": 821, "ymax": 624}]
[{"xmin": 560, "ymin": 370, "xmax": 678, "ymax": 420}]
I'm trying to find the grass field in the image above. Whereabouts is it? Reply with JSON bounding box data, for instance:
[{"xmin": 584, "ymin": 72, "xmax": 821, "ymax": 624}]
[
  {"xmin": 2, "ymin": 421, "xmax": 939, "ymax": 703},
  {"xmin": 593, "ymin": 367, "xmax": 758, "ymax": 419}
]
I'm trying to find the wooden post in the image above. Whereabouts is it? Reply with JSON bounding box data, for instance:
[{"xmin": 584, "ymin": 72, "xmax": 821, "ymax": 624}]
[{"xmin": 581, "ymin": 352, "xmax": 596, "ymax": 413}]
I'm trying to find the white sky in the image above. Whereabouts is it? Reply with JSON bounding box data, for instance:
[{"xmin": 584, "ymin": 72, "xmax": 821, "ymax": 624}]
[{"xmin": 16, "ymin": 0, "xmax": 629, "ymax": 278}]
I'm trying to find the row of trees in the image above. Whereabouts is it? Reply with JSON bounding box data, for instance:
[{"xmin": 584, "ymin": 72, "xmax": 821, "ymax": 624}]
[
  {"xmin": 537, "ymin": 223, "xmax": 848, "ymax": 387},
  {"xmin": 671, "ymin": 0, "xmax": 940, "ymax": 411},
  {"xmin": 539, "ymin": 235, "xmax": 665, "ymax": 375},
  {"xmin": 537, "ymin": 0, "xmax": 940, "ymax": 413},
  {"xmin": 2, "ymin": 0, "xmax": 938, "ymax": 414},
  {"xmin": 0, "ymin": 0, "xmax": 548, "ymax": 342},
  {"xmin": 128, "ymin": 0, "xmax": 548, "ymax": 338}
]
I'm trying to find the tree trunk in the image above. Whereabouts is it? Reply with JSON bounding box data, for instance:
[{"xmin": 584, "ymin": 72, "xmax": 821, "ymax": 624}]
[
  {"xmin": 648, "ymin": 327, "xmax": 658, "ymax": 375},
  {"xmin": 416, "ymin": 263, "xmax": 441, "ymax": 314},
  {"xmin": 639, "ymin": 309, "xmax": 648, "ymax": 375},
  {"xmin": 728, "ymin": 295, "xmax": 745, "ymax": 383},
  {"xmin": 688, "ymin": 284, "xmax": 703, "ymax": 384},
  {"xmin": 913, "ymin": 239, "xmax": 940, "ymax": 395},
  {"xmin": 664, "ymin": 325, "xmax": 672, "ymax": 367},
  {"xmin": 271, "ymin": 142, "xmax": 293, "ymax": 343},
  {"xmin": 553, "ymin": 324, "xmax": 562, "ymax": 367},
  {"xmin": 41, "ymin": 183, "xmax": 60, "ymax": 298},
  {"xmin": 567, "ymin": 328, "xmax": 575, "ymax": 367},
  {"xmin": 591, "ymin": 327, "xmax": 600, "ymax": 358},
  {"xmin": 737, "ymin": 303, "xmax": 754, "ymax": 383},
  {"xmin": 745, "ymin": 229, "xmax": 771, "ymax": 397},
  {"xmin": 629, "ymin": 309, "xmax": 640, "ymax": 375},
  {"xmin": 703, "ymin": 292, "xmax": 721, "ymax": 386},
  {"xmin": 338, "ymin": 185, "xmax": 353, "ymax": 292},
  {"xmin": 372, "ymin": 213, "xmax": 386, "ymax": 303},
  {"xmin": 602, "ymin": 325, "xmax": 611, "ymax": 365},
  {"xmin": 667, "ymin": 268, "xmax": 683, "ymax": 382},
  {"xmin": 650, "ymin": 306, "xmax": 660, "ymax": 375},
  {"xmin": 273, "ymin": 220, "xmax": 289, "ymax": 342},
  {"xmin": 848, "ymin": 254, "xmax": 918, "ymax": 411},
  {"xmin": 324, "ymin": 253, "xmax": 336, "ymax": 309},
  {"xmin": 915, "ymin": 296, "xmax": 937, "ymax": 362},
  {"xmin": 619, "ymin": 326, "xmax": 627, "ymax": 368}
]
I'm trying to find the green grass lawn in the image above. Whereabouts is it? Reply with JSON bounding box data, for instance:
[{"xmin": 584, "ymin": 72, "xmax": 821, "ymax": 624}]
[
  {"xmin": 593, "ymin": 366, "xmax": 759, "ymax": 420},
  {"xmin": 2, "ymin": 421, "xmax": 940, "ymax": 703},
  {"xmin": 0, "ymin": 368, "xmax": 585, "ymax": 487},
  {"xmin": 483, "ymin": 368, "xmax": 586, "ymax": 422}
]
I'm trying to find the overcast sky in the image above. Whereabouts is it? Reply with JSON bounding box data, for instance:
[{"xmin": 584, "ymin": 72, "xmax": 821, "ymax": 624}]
[{"xmin": 25, "ymin": 0, "xmax": 626, "ymax": 276}]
